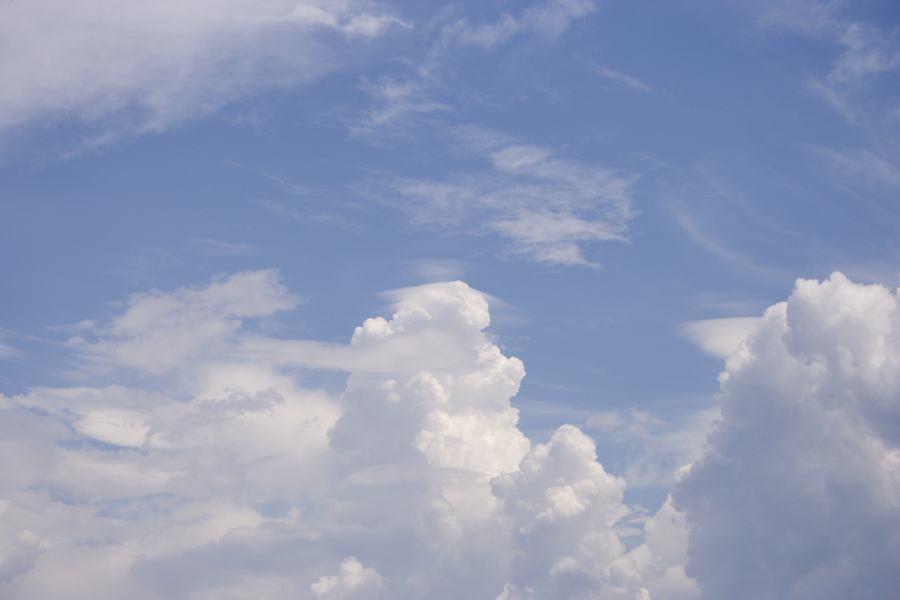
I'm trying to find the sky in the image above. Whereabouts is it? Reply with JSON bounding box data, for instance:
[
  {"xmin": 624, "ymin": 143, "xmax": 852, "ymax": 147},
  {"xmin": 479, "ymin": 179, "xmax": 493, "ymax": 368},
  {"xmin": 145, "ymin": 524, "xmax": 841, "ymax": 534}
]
[{"xmin": 1, "ymin": 1, "xmax": 900, "ymax": 598}]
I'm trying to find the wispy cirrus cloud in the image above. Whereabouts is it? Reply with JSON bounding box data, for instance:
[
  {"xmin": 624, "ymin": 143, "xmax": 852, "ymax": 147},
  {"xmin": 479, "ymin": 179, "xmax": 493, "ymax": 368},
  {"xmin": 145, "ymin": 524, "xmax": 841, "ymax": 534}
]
[
  {"xmin": 384, "ymin": 129, "xmax": 636, "ymax": 267},
  {"xmin": 812, "ymin": 146, "xmax": 900, "ymax": 189},
  {"xmin": 754, "ymin": 1, "xmax": 900, "ymax": 122},
  {"xmin": 353, "ymin": 0, "xmax": 596, "ymax": 134},
  {"xmin": 808, "ymin": 23, "xmax": 900, "ymax": 121},
  {"xmin": 593, "ymin": 65, "xmax": 658, "ymax": 93},
  {"xmin": 450, "ymin": 0, "xmax": 595, "ymax": 49}
]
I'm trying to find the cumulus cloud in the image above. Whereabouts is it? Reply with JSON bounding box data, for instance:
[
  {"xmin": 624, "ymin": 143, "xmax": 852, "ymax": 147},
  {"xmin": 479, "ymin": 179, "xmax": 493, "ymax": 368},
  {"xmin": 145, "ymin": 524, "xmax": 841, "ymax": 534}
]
[
  {"xmin": 388, "ymin": 131, "xmax": 636, "ymax": 266},
  {"xmin": 0, "ymin": 271, "xmax": 682, "ymax": 599},
  {"xmin": 0, "ymin": 0, "xmax": 406, "ymax": 142},
  {"xmin": 13, "ymin": 269, "xmax": 900, "ymax": 599},
  {"xmin": 674, "ymin": 272, "xmax": 900, "ymax": 599}
]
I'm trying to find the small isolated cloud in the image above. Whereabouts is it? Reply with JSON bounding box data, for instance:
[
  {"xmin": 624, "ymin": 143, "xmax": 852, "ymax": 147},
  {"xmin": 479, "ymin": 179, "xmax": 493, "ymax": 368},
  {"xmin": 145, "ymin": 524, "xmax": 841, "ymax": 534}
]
[
  {"xmin": 679, "ymin": 317, "xmax": 762, "ymax": 359},
  {"xmin": 593, "ymin": 66, "xmax": 657, "ymax": 93},
  {"xmin": 388, "ymin": 131, "xmax": 636, "ymax": 267},
  {"xmin": 674, "ymin": 272, "xmax": 900, "ymax": 598},
  {"xmin": 189, "ymin": 237, "xmax": 260, "ymax": 257}
]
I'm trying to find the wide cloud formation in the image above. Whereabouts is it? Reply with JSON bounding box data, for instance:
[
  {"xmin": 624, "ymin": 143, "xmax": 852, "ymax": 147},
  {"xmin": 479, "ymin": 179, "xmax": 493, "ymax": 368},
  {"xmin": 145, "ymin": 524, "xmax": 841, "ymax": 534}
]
[
  {"xmin": 0, "ymin": 271, "xmax": 680, "ymax": 599},
  {"xmin": 2, "ymin": 270, "xmax": 898, "ymax": 598}
]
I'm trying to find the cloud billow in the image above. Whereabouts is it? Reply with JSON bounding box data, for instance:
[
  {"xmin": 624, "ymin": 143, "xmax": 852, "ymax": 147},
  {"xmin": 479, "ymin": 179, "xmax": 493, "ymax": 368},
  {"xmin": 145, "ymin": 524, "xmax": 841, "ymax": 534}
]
[
  {"xmin": 0, "ymin": 272, "xmax": 673, "ymax": 599},
  {"xmin": 2, "ymin": 270, "xmax": 898, "ymax": 598},
  {"xmin": 674, "ymin": 272, "xmax": 900, "ymax": 599}
]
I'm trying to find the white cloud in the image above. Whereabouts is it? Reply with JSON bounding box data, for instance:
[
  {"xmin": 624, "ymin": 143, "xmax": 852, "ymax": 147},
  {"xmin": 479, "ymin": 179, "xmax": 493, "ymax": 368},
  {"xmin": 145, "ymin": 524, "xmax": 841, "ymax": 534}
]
[
  {"xmin": 674, "ymin": 272, "xmax": 900, "ymax": 598},
  {"xmin": 678, "ymin": 317, "xmax": 762, "ymax": 359},
  {"xmin": 388, "ymin": 132, "xmax": 636, "ymax": 266},
  {"xmin": 72, "ymin": 269, "xmax": 299, "ymax": 374},
  {"xmin": 492, "ymin": 425, "xmax": 635, "ymax": 598},
  {"xmin": 312, "ymin": 557, "xmax": 385, "ymax": 599},
  {"xmin": 453, "ymin": 0, "xmax": 596, "ymax": 49},
  {"xmin": 0, "ymin": 0, "xmax": 406, "ymax": 143},
  {"xmin": 593, "ymin": 66, "xmax": 657, "ymax": 93},
  {"xmin": 0, "ymin": 272, "xmax": 688, "ymax": 599}
]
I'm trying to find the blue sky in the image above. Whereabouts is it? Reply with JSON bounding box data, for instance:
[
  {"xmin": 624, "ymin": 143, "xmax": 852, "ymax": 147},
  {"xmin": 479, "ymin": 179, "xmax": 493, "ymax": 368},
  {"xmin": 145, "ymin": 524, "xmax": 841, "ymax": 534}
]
[{"xmin": 2, "ymin": 2, "xmax": 900, "ymax": 599}]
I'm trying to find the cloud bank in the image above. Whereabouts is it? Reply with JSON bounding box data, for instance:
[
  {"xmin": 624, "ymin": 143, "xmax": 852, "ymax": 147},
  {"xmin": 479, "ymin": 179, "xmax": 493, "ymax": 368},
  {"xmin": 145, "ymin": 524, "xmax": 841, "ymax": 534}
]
[
  {"xmin": 0, "ymin": 272, "xmax": 676, "ymax": 599},
  {"xmin": 3, "ymin": 270, "xmax": 899, "ymax": 598}
]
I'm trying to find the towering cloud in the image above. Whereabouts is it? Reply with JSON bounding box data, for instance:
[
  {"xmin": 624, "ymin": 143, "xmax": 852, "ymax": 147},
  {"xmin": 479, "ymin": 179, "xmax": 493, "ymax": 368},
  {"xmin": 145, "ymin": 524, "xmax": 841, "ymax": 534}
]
[
  {"xmin": 674, "ymin": 272, "xmax": 900, "ymax": 599},
  {"xmin": 0, "ymin": 273, "xmax": 663, "ymax": 599}
]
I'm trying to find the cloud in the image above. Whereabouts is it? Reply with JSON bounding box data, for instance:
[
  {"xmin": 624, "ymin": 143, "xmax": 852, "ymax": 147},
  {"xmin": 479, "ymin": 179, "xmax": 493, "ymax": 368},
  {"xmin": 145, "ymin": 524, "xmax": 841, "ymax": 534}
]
[
  {"xmin": 585, "ymin": 407, "xmax": 721, "ymax": 489},
  {"xmin": 388, "ymin": 131, "xmax": 636, "ymax": 266},
  {"xmin": 491, "ymin": 425, "xmax": 633, "ymax": 598},
  {"xmin": 0, "ymin": 338, "xmax": 23, "ymax": 361},
  {"xmin": 593, "ymin": 66, "xmax": 657, "ymax": 93},
  {"xmin": 678, "ymin": 317, "xmax": 762, "ymax": 359},
  {"xmin": 190, "ymin": 238, "xmax": 261, "ymax": 257},
  {"xmin": 669, "ymin": 202, "xmax": 785, "ymax": 280},
  {"xmin": 0, "ymin": 0, "xmax": 407, "ymax": 144},
  {"xmin": 674, "ymin": 272, "xmax": 900, "ymax": 598},
  {"xmin": 0, "ymin": 272, "xmax": 684, "ymax": 599},
  {"xmin": 452, "ymin": 0, "xmax": 595, "ymax": 49},
  {"xmin": 71, "ymin": 269, "xmax": 299, "ymax": 374},
  {"xmin": 352, "ymin": 1, "xmax": 595, "ymax": 134},
  {"xmin": 812, "ymin": 146, "xmax": 900, "ymax": 189},
  {"xmin": 808, "ymin": 22, "xmax": 900, "ymax": 121},
  {"xmin": 312, "ymin": 557, "xmax": 385, "ymax": 599}
]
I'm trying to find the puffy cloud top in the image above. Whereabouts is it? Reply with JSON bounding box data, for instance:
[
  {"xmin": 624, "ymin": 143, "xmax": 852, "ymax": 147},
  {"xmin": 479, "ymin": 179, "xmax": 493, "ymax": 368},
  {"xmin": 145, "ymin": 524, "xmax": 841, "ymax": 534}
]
[
  {"xmin": 0, "ymin": 273, "xmax": 669, "ymax": 599},
  {"xmin": 675, "ymin": 272, "xmax": 900, "ymax": 599}
]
